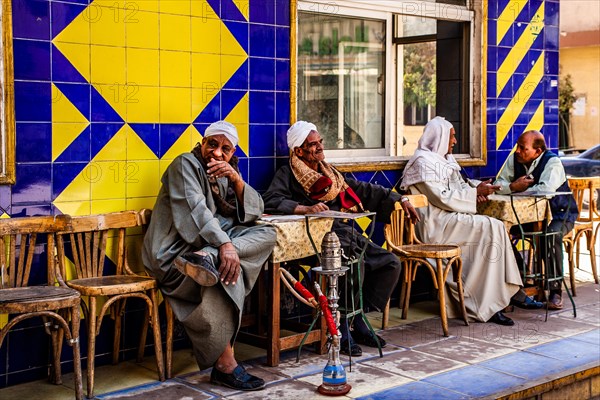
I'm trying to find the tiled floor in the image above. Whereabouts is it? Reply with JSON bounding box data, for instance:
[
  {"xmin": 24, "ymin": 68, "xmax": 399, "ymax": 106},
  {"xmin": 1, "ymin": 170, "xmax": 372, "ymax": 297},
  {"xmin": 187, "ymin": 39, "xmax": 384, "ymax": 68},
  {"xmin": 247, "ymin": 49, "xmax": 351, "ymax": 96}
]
[{"xmin": 1, "ymin": 247, "xmax": 599, "ymax": 399}]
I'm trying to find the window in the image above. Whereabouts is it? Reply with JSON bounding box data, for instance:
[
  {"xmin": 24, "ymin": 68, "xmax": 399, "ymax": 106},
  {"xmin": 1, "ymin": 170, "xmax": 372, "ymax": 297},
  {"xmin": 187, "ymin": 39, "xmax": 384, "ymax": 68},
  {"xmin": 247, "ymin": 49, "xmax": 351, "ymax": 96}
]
[
  {"xmin": 1, "ymin": 0, "xmax": 15, "ymax": 185},
  {"xmin": 295, "ymin": 1, "xmax": 484, "ymax": 169}
]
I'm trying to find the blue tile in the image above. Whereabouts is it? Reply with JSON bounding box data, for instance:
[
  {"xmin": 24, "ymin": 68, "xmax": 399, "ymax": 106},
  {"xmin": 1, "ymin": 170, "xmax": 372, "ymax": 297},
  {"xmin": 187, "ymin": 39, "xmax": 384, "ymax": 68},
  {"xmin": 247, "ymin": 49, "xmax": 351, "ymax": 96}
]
[
  {"xmin": 250, "ymin": 24, "xmax": 275, "ymax": 58},
  {"xmin": 90, "ymin": 123, "xmax": 123, "ymax": 159},
  {"xmin": 275, "ymin": 124, "xmax": 289, "ymax": 156},
  {"xmin": 14, "ymin": 39, "xmax": 51, "ymax": 80},
  {"xmin": 276, "ymin": 0, "xmax": 290, "ymax": 26},
  {"xmin": 249, "ymin": 124, "xmax": 275, "ymax": 157},
  {"xmin": 224, "ymin": 20, "xmax": 248, "ymax": 54},
  {"xmin": 221, "ymin": 0, "xmax": 246, "ymax": 22},
  {"xmin": 546, "ymin": 1, "xmax": 559, "ymax": 27},
  {"xmin": 541, "ymin": 124, "xmax": 558, "ymax": 145},
  {"xmin": 0, "ymin": 186, "xmax": 11, "ymax": 210},
  {"xmin": 423, "ymin": 365, "xmax": 525, "ymax": 398},
  {"xmin": 221, "ymin": 89, "xmax": 247, "ymax": 117},
  {"xmin": 7, "ymin": 327, "xmax": 49, "ymax": 370},
  {"xmin": 223, "ymin": 59, "xmax": 248, "ymax": 90},
  {"xmin": 237, "ymin": 157, "xmax": 249, "ymax": 182},
  {"xmin": 496, "ymin": 46, "xmax": 510, "ymax": 70},
  {"xmin": 544, "ymin": 25, "xmax": 559, "ymax": 51},
  {"xmin": 51, "ymin": 1, "xmax": 85, "ymax": 39},
  {"xmin": 531, "ymin": 28, "xmax": 544, "ymax": 50},
  {"xmin": 357, "ymin": 381, "xmax": 469, "ymax": 400},
  {"xmin": 486, "ymin": 125, "xmax": 497, "ymax": 151},
  {"xmin": 14, "ymin": 81, "xmax": 51, "ymax": 122},
  {"xmin": 516, "ymin": 100, "xmax": 542, "ymax": 125},
  {"xmin": 528, "ymin": 49, "xmax": 543, "ymax": 70},
  {"xmin": 353, "ymin": 171, "xmax": 376, "ymax": 183},
  {"xmin": 275, "ymin": 92, "xmax": 290, "ymax": 125},
  {"xmin": 496, "ymin": 150, "xmax": 511, "ymax": 172},
  {"xmin": 545, "ymin": 51, "xmax": 559, "ymax": 75},
  {"xmin": 529, "ymin": 81, "xmax": 544, "ymax": 101},
  {"xmin": 129, "ymin": 123, "xmax": 160, "ymax": 158},
  {"xmin": 515, "ymin": 2, "xmax": 530, "ymax": 23},
  {"xmin": 486, "ymin": 73, "xmax": 497, "ymax": 100},
  {"xmin": 545, "ymin": 99, "xmax": 559, "ymax": 125},
  {"xmin": 15, "ymin": 123, "xmax": 52, "ymax": 162},
  {"xmin": 52, "ymin": 44, "xmax": 87, "ymax": 83},
  {"xmin": 91, "ymin": 87, "xmax": 124, "ymax": 122},
  {"xmin": 487, "ymin": 99, "xmax": 497, "ymax": 124},
  {"xmin": 12, "ymin": 0, "xmax": 50, "ymax": 40},
  {"xmin": 570, "ymin": 329, "xmax": 600, "ymax": 346},
  {"xmin": 250, "ymin": 1, "xmax": 275, "ymax": 25},
  {"xmin": 275, "ymin": 26, "xmax": 289, "ymax": 59},
  {"xmin": 276, "ymin": 60, "xmax": 290, "ymax": 91},
  {"xmin": 55, "ymin": 126, "xmax": 91, "ymax": 162},
  {"xmin": 487, "ymin": 20, "xmax": 497, "ymax": 47},
  {"xmin": 515, "ymin": 53, "xmax": 531, "ymax": 75},
  {"xmin": 498, "ymin": 25, "xmax": 513, "ymax": 48},
  {"xmin": 195, "ymin": 92, "xmax": 221, "ymax": 123},
  {"xmin": 52, "ymin": 162, "xmax": 88, "ymax": 199},
  {"xmin": 161, "ymin": 124, "xmax": 190, "ymax": 157},
  {"xmin": 526, "ymin": 337, "xmax": 600, "ymax": 368},
  {"xmin": 487, "ymin": 46, "xmax": 497, "ymax": 72},
  {"xmin": 55, "ymin": 83, "xmax": 91, "ymax": 120},
  {"xmin": 544, "ymin": 76, "xmax": 559, "ymax": 100},
  {"xmin": 205, "ymin": 0, "xmax": 220, "ymax": 17},
  {"xmin": 12, "ymin": 163, "xmax": 52, "ymax": 204},
  {"xmin": 7, "ymin": 205, "xmax": 52, "ymax": 219},
  {"xmin": 248, "ymin": 158, "xmax": 275, "ymax": 191},
  {"xmin": 250, "ymin": 91, "xmax": 274, "ymax": 123},
  {"xmin": 498, "ymin": 77, "xmax": 513, "ymax": 100},
  {"xmin": 382, "ymin": 170, "xmax": 402, "ymax": 189},
  {"xmin": 249, "ymin": 57, "xmax": 275, "ymax": 90}
]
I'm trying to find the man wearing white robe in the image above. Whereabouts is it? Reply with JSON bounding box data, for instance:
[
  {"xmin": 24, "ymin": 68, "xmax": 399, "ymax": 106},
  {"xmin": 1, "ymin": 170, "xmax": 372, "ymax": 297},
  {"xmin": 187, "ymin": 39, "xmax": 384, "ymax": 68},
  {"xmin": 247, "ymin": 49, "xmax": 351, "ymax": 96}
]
[{"xmin": 401, "ymin": 117, "xmax": 522, "ymax": 325}]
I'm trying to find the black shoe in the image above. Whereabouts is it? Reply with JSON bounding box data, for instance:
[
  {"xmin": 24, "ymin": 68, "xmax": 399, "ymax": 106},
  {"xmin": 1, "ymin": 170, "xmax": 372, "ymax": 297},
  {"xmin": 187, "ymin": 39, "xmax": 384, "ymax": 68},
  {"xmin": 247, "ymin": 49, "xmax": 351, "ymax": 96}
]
[
  {"xmin": 174, "ymin": 253, "xmax": 219, "ymax": 286},
  {"xmin": 488, "ymin": 311, "xmax": 515, "ymax": 326},
  {"xmin": 339, "ymin": 339, "xmax": 362, "ymax": 357},
  {"xmin": 210, "ymin": 365, "xmax": 265, "ymax": 391},
  {"xmin": 352, "ymin": 331, "xmax": 387, "ymax": 348},
  {"xmin": 510, "ymin": 296, "xmax": 544, "ymax": 310}
]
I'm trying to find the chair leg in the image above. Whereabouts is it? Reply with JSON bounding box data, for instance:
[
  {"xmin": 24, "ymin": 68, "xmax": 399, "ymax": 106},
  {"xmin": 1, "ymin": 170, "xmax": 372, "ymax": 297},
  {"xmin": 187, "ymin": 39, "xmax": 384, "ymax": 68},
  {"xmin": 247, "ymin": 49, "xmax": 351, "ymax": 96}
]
[
  {"xmin": 70, "ymin": 304, "xmax": 84, "ymax": 400},
  {"xmin": 87, "ymin": 297, "xmax": 97, "ymax": 399},
  {"xmin": 382, "ymin": 299, "xmax": 390, "ymax": 330},
  {"xmin": 137, "ymin": 306, "xmax": 150, "ymax": 363},
  {"xmin": 165, "ymin": 299, "xmax": 174, "ymax": 379},
  {"xmin": 150, "ymin": 289, "xmax": 165, "ymax": 382},
  {"xmin": 587, "ymin": 230, "xmax": 599, "ymax": 284},
  {"xmin": 401, "ymin": 263, "xmax": 413, "ymax": 320},
  {"xmin": 112, "ymin": 300, "xmax": 125, "ymax": 365},
  {"xmin": 48, "ymin": 317, "xmax": 63, "ymax": 385},
  {"xmin": 453, "ymin": 258, "xmax": 468, "ymax": 326},
  {"xmin": 436, "ymin": 259, "xmax": 449, "ymax": 337},
  {"xmin": 567, "ymin": 241, "xmax": 577, "ymax": 297}
]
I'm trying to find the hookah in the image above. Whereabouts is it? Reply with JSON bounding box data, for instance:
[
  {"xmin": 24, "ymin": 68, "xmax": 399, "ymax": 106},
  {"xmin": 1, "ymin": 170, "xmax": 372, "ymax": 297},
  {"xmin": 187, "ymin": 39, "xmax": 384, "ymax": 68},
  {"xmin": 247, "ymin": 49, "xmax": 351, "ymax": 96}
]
[{"xmin": 313, "ymin": 231, "xmax": 351, "ymax": 396}]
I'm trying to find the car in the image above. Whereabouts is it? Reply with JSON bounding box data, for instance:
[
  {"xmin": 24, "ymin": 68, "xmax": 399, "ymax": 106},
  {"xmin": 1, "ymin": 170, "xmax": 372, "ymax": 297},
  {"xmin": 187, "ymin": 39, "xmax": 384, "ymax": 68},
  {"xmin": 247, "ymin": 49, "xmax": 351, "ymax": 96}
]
[{"xmin": 559, "ymin": 144, "xmax": 600, "ymax": 177}]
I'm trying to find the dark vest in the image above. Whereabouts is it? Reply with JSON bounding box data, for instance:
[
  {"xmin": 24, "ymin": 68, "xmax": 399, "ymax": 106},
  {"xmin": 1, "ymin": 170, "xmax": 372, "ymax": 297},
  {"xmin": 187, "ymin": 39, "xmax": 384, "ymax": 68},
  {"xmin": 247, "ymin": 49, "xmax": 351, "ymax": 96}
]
[{"xmin": 513, "ymin": 151, "xmax": 579, "ymax": 223}]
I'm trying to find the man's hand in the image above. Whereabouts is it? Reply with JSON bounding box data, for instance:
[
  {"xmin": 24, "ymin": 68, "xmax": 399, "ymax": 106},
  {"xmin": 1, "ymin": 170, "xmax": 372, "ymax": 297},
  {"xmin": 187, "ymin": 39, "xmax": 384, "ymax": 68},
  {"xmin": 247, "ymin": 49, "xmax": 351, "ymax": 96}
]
[
  {"xmin": 294, "ymin": 203, "xmax": 329, "ymax": 214},
  {"xmin": 509, "ymin": 175, "xmax": 534, "ymax": 192},
  {"xmin": 476, "ymin": 179, "xmax": 500, "ymax": 197},
  {"xmin": 218, "ymin": 242, "xmax": 240, "ymax": 285},
  {"xmin": 400, "ymin": 198, "xmax": 420, "ymax": 223},
  {"xmin": 477, "ymin": 195, "xmax": 489, "ymax": 203}
]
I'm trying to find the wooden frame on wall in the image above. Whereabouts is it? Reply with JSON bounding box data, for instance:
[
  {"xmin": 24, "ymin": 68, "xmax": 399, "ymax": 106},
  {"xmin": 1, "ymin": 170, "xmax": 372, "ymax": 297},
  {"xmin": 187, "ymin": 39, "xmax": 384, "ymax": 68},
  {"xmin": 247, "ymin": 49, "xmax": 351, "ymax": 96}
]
[{"xmin": 1, "ymin": 0, "xmax": 16, "ymax": 185}]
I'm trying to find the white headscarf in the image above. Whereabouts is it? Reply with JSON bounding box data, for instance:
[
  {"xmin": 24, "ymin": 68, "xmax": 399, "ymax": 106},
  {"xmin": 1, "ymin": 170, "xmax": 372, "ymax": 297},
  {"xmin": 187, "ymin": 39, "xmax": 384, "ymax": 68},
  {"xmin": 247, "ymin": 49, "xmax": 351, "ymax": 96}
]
[
  {"xmin": 204, "ymin": 120, "xmax": 238, "ymax": 147},
  {"xmin": 400, "ymin": 116, "xmax": 461, "ymax": 189},
  {"xmin": 287, "ymin": 121, "xmax": 317, "ymax": 150}
]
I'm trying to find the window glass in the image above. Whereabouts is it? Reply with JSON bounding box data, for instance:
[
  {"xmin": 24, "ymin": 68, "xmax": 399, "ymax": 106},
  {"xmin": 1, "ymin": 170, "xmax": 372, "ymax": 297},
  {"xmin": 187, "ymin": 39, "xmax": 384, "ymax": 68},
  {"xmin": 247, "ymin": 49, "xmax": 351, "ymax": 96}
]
[{"xmin": 297, "ymin": 12, "xmax": 385, "ymax": 150}]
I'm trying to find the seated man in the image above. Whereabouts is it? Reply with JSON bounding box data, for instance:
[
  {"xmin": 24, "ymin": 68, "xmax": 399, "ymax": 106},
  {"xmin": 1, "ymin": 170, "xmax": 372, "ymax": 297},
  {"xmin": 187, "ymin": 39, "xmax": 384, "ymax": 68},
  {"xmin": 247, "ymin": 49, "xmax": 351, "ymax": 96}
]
[
  {"xmin": 494, "ymin": 130, "xmax": 578, "ymax": 310},
  {"xmin": 263, "ymin": 121, "xmax": 419, "ymax": 356},
  {"xmin": 142, "ymin": 121, "xmax": 276, "ymax": 391},
  {"xmin": 401, "ymin": 117, "xmax": 523, "ymax": 326}
]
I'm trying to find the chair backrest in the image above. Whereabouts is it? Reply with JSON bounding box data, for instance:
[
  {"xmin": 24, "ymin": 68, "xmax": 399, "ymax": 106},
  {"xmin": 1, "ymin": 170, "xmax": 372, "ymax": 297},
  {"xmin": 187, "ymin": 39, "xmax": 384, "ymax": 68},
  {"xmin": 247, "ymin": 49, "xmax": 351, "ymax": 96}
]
[
  {"xmin": 55, "ymin": 211, "xmax": 139, "ymax": 280},
  {"xmin": 567, "ymin": 176, "xmax": 600, "ymax": 223},
  {"xmin": 384, "ymin": 194, "xmax": 428, "ymax": 248},
  {"xmin": 0, "ymin": 215, "xmax": 72, "ymax": 289}
]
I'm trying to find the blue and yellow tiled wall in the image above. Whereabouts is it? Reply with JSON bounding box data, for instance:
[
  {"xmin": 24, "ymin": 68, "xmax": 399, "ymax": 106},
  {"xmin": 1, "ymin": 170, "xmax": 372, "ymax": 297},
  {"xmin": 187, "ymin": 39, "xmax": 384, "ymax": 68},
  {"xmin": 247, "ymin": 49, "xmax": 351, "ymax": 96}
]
[{"xmin": 0, "ymin": 0, "xmax": 559, "ymax": 387}]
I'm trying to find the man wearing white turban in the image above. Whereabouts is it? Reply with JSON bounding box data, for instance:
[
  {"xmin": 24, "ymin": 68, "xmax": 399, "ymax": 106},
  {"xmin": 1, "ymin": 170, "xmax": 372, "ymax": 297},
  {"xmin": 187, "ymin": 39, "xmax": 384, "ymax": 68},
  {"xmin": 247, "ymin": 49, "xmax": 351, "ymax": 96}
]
[
  {"xmin": 401, "ymin": 116, "xmax": 524, "ymax": 326},
  {"xmin": 143, "ymin": 121, "xmax": 276, "ymax": 391},
  {"xmin": 263, "ymin": 121, "xmax": 419, "ymax": 357}
]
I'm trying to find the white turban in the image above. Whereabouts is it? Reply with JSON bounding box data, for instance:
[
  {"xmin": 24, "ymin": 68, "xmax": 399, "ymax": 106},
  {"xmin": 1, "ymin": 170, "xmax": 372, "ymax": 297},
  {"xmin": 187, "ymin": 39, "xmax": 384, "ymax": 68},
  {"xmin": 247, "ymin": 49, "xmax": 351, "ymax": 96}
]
[
  {"xmin": 204, "ymin": 120, "xmax": 238, "ymax": 147},
  {"xmin": 287, "ymin": 121, "xmax": 317, "ymax": 150}
]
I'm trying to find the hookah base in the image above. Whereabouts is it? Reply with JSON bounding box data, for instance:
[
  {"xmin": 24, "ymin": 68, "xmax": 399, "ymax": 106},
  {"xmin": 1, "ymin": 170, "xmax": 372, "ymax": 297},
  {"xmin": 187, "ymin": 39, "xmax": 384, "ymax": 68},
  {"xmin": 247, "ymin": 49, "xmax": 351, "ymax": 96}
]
[{"xmin": 317, "ymin": 383, "xmax": 352, "ymax": 396}]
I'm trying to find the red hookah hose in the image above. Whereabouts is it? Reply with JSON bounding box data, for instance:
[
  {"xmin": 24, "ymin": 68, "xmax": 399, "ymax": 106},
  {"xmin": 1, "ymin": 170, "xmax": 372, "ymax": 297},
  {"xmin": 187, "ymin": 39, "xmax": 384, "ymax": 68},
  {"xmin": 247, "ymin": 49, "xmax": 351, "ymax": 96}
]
[
  {"xmin": 280, "ymin": 267, "xmax": 318, "ymax": 308},
  {"xmin": 317, "ymin": 294, "xmax": 338, "ymax": 336}
]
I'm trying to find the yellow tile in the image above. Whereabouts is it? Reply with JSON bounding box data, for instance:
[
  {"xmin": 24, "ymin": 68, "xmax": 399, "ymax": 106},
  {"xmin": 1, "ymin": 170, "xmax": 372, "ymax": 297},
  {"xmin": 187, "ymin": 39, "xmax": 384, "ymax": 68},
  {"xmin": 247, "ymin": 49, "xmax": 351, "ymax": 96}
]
[
  {"xmin": 221, "ymin": 22, "xmax": 245, "ymax": 56},
  {"xmin": 159, "ymin": 87, "xmax": 191, "ymax": 123},
  {"xmin": 52, "ymin": 84, "xmax": 88, "ymax": 123},
  {"xmin": 91, "ymin": 198, "xmax": 128, "ymax": 214},
  {"xmin": 161, "ymin": 124, "xmax": 201, "ymax": 159},
  {"xmin": 126, "ymin": 124, "xmax": 158, "ymax": 160},
  {"xmin": 191, "ymin": 87, "xmax": 214, "ymax": 122},
  {"xmin": 53, "ymin": 42, "xmax": 91, "ymax": 80},
  {"xmin": 159, "ymin": 159, "xmax": 173, "ymax": 179},
  {"xmin": 126, "ymin": 160, "xmax": 160, "ymax": 198},
  {"xmin": 90, "ymin": 161, "xmax": 128, "ymax": 200},
  {"xmin": 126, "ymin": 196, "xmax": 158, "ymax": 212},
  {"xmin": 232, "ymin": 0, "xmax": 249, "ymax": 21},
  {"xmin": 191, "ymin": 17, "xmax": 221, "ymax": 54},
  {"xmin": 191, "ymin": 53, "xmax": 221, "ymax": 90},
  {"xmin": 221, "ymin": 54, "xmax": 246, "ymax": 87},
  {"xmin": 160, "ymin": 0, "xmax": 191, "ymax": 16},
  {"xmin": 223, "ymin": 92, "xmax": 248, "ymax": 155},
  {"xmin": 127, "ymin": 48, "xmax": 159, "ymax": 86},
  {"xmin": 90, "ymin": 6, "xmax": 126, "ymax": 47},
  {"xmin": 53, "ymin": 168, "xmax": 92, "ymax": 202},
  {"xmin": 126, "ymin": 86, "xmax": 159, "ymax": 123},
  {"xmin": 52, "ymin": 122, "xmax": 89, "ymax": 161},
  {"xmin": 94, "ymin": 125, "xmax": 128, "ymax": 161},
  {"xmin": 53, "ymin": 200, "xmax": 91, "ymax": 216},
  {"xmin": 159, "ymin": 13, "xmax": 191, "ymax": 51},
  {"xmin": 191, "ymin": 0, "xmax": 218, "ymax": 19},
  {"xmin": 93, "ymin": 0, "xmax": 126, "ymax": 8},
  {"xmin": 91, "ymin": 45, "xmax": 126, "ymax": 85},
  {"xmin": 125, "ymin": 10, "xmax": 159, "ymax": 49},
  {"xmin": 94, "ymin": 83, "xmax": 128, "ymax": 120},
  {"xmin": 52, "ymin": 9, "xmax": 89, "ymax": 44},
  {"xmin": 130, "ymin": 0, "xmax": 158, "ymax": 13},
  {"xmin": 160, "ymin": 50, "xmax": 191, "ymax": 87}
]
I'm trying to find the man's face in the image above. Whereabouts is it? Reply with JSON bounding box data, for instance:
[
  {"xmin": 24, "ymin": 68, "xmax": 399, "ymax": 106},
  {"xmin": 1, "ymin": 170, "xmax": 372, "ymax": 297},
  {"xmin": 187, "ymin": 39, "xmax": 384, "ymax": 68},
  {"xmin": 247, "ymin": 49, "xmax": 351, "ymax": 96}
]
[
  {"xmin": 446, "ymin": 128, "xmax": 457, "ymax": 155},
  {"xmin": 515, "ymin": 134, "xmax": 541, "ymax": 165},
  {"xmin": 297, "ymin": 130, "xmax": 325, "ymax": 164},
  {"xmin": 200, "ymin": 134, "xmax": 235, "ymax": 163}
]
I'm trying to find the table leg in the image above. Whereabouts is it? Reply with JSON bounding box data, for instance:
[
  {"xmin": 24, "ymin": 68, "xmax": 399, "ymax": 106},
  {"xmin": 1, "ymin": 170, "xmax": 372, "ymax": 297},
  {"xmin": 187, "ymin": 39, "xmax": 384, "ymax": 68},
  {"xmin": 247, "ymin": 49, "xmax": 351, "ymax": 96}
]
[{"xmin": 267, "ymin": 261, "xmax": 281, "ymax": 366}]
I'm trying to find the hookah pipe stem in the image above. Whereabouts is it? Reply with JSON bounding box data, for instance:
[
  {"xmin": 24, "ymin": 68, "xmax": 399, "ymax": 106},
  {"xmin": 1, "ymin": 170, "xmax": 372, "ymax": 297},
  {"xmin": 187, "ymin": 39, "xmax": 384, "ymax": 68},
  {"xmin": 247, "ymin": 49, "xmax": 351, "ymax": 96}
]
[
  {"xmin": 280, "ymin": 267, "xmax": 319, "ymax": 308},
  {"xmin": 314, "ymin": 283, "xmax": 340, "ymax": 340}
]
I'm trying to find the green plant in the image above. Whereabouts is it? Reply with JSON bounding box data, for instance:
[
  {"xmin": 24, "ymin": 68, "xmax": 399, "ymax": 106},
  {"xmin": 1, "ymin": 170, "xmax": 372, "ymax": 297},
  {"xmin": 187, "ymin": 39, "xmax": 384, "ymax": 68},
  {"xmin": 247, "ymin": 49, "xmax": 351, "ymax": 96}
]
[{"xmin": 559, "ymin": 73, "xmax": 576, "ymax": 114}]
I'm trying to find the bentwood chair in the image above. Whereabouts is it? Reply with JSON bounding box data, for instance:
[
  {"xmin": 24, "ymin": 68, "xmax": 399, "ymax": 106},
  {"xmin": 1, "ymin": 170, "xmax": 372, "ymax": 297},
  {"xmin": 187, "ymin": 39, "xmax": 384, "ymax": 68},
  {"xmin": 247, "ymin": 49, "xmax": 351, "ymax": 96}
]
[
  {"xmin": 55, "ymin": 211, "xmax": 165, "ymax": 398},
  {"xmin": 383, "ymin": 195, "xmax": 468, "ymax": 336},
  {"xmin": 563, "ymin": 176, "xmax": 600, "ymax": 296},
  {"xmin": 0, "ymin": 215, "xmax": 83, "ymax": 399}
]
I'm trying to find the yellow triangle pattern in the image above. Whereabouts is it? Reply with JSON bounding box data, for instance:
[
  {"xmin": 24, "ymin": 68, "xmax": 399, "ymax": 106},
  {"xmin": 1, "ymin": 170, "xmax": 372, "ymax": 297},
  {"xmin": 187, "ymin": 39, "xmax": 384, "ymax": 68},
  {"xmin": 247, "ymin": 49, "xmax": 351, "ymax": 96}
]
[
  {"xmin": 51, "ymin": 84, "xmax": 90, "ymax": 161},
  {"xmin": 497, "ymin": 0, "xmax": 528, "ymax": 45},
  {"xmin": 1, "ymin": 213, "xmax": 10, "ymax": 219},
  {"xmin": 224, "ymin": 92, "xmax": 249, "ymax": 156},
  {"xmin": 232, "ymin": 0, "xmax": 249, "ymax": 21},
  {"xmin": 162, "ymin": 125, "xmax": 204, "ymax": 160}
]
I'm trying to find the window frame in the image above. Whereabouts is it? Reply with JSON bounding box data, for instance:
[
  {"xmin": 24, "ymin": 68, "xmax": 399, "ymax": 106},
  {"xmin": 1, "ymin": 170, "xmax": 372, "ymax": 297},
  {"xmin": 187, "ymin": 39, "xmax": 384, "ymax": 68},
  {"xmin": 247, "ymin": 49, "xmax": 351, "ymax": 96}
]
[
  {"xmin": 0, "ymin": 0, "xmax": 15, "ymax": 185},
  {"xmin": 293, "ymin": 0, "xmax": 485, "ymax": 171}
]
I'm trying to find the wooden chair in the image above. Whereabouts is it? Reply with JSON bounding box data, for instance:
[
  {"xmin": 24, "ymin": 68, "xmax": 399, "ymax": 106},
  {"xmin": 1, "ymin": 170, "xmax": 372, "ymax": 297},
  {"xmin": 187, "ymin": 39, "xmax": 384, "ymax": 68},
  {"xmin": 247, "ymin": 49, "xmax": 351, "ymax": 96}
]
[
  {"xmin": 0, "ymin": 215, "xmax": 83, "ymax": 399},
  {"xmin": 55, "ymin": 211, "xmax": 165, "ymax": 398},
  {"xmin": 382, "ymin": 195, "xmax": 468, "ymax": 336},
  {"xmin": 563, "ymin": 176, "xmax": 600, "ymax": 296}
]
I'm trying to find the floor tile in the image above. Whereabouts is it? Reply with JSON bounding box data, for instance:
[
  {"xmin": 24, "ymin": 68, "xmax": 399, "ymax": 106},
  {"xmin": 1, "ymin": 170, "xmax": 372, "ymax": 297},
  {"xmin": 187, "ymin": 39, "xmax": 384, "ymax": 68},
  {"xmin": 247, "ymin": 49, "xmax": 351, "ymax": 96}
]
[
  {"xmin": 227, "ymin": 379, "xmax": 328, "ymax": 399},
  {"xmin": 422, "ymin": 364, "xmax": 526, "ymax": 398},
  {"xmin": 525, "ymin": 337, "xmax": 600, "ymax": 368},
  {"xmin": 362, "ymin": 349, "xmax": 466, "ymax": 380},
  {"xmin": 97, "ymin": 381, "xmax": 213, "ymax": 399},
  {"xmin": 523, "ymin": 313, "xmax": 598, "ymax": 338},
  {"xmin": 413, "ymin": 336, "xmax": 517, "ymax": 364},
  {"xmin": 557, "ymin": 306, "xmax": 600, "ymax": 326},
  {"xmin": 465, "ymin": 320, "xmax": 563, "ymax": 350},
  {"xmin": 568, "ymin": 328, "xmax": 600, "ymax": 346},
  {"xmin": 479, "ymin": 350, "xmax": 580, "ymax": 381},
  {"xmin": 356, "ymin": 380, "xmax": 469, "ymax": 400},
  {"xmin": 379, "ymin": 323, "xmax": 449, "ymax": 348}
]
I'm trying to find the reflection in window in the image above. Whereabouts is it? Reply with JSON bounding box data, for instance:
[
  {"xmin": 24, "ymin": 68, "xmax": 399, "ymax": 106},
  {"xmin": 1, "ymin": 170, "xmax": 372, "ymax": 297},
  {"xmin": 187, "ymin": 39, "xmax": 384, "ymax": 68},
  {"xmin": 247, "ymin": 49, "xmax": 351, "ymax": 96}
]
[{"xmin": 297, "ymin": 12, "xmax": 385, "ymax": 150}]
